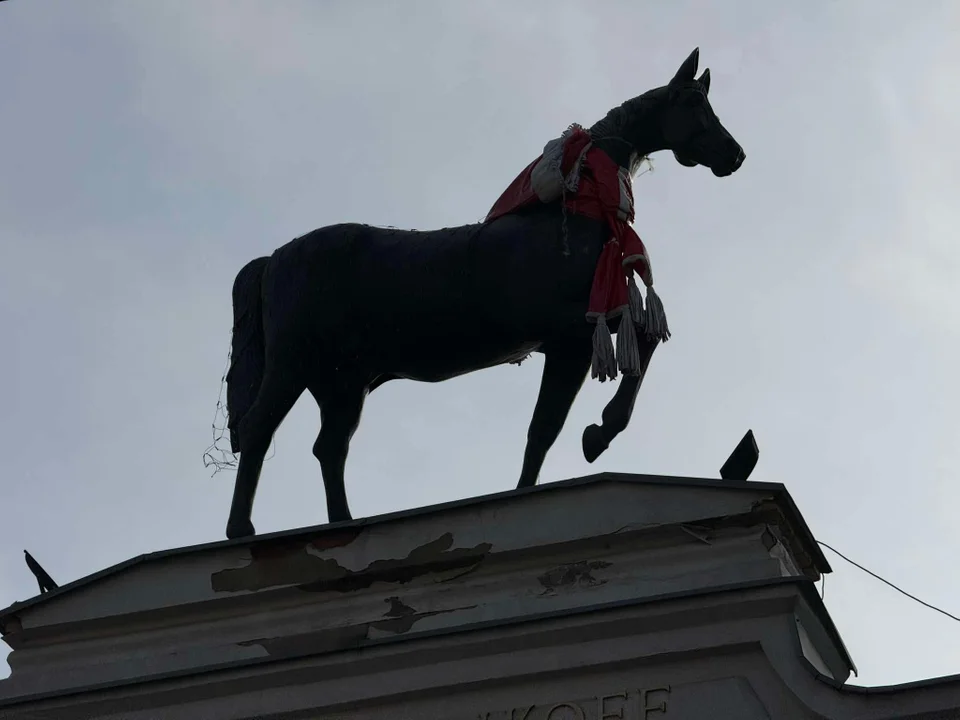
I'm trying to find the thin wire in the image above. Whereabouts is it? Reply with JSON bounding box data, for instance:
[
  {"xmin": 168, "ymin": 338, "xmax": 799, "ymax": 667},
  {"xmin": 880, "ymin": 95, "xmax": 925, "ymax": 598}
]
[
  {"xmin": 201, "ymin": 343, "xmax": 276, "ymax": 476},
  {"xmin": 818, "ymin": 541, "xmax": 960, "ymax": 624},
  {"xmin": 202, "ymin": 348, "xmax": 239, "ymax": 475}
]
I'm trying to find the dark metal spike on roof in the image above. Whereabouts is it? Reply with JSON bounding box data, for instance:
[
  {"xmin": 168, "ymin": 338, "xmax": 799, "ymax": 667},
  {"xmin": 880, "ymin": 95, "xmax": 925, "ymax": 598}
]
[
  {"xmin": 24, "ymin": 550, "xmax": 58, "ymax": 594},
  {"xmin": 720, "ymin": 429, "xmax": 759, "ymax": 482}
]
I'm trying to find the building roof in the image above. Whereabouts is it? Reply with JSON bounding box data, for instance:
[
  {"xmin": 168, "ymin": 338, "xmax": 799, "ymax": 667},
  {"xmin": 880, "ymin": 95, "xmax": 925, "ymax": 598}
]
[{"xmin": 0, "ymin": 472, "xmax": 830, "ymax": 629}]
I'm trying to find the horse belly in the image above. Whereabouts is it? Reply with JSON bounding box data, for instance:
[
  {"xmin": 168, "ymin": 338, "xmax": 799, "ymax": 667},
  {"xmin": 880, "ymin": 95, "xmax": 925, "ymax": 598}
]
[
  {"xmin": 389, "ymin": 340, "xmax": 541, "ymax": 382},
  {"xmin": 361, "ymin": 310, "xmax": 540, "ymax": 381}
]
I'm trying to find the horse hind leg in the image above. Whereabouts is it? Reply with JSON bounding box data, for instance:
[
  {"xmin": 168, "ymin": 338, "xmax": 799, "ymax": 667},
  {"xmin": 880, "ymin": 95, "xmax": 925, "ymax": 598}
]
[
  {"xmin": 309, "ymin": 378, "xmax": 367, "ymax": 524},
  {"xmin": 225, "ymin": 365, "xmax": 306, "ymax": 539}
]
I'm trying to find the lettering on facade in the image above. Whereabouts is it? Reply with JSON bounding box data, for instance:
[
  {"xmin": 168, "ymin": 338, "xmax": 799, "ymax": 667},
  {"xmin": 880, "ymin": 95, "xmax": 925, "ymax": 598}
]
[{"xmin": 477, "ymin": 686, "xmax": 670, "ymax": 720}]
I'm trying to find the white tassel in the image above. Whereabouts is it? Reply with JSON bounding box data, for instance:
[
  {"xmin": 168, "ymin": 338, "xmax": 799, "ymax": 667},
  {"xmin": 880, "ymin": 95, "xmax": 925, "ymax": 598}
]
[
  {"xmin": 628, "ymin": 275, "xmax": 645, "ymax": 332},
  {"xmin": 644, "ymin": 285, "xmax": 671, "ymax": 342},
  {"xmin": 615, "ymin": 306, "xmax": 642, "ymax": 376},
  {"xmin": 590, "ymin": 316, "xmax": 618, "ymax": 382}
]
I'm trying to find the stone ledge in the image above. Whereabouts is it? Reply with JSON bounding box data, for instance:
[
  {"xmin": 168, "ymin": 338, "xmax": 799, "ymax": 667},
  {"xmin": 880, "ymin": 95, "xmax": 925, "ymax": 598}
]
[
  {"xmin": 0, "ymin": 580, "xmax": 927, "ymax": 720},
  {"xmin": 0, "ymin": 472, "xmax": 829, "ymax": 633},
  {"xmin": 0, "ymin": 475, "xmax": 833, "ymax": 702},
  {"xmin": 1, "ymin": 473, "xmax": 957, "ymax": 719}
]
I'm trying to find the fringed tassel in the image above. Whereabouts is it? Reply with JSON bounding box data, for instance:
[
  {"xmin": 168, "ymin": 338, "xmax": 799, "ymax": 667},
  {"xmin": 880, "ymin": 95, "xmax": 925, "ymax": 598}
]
[
  {"xmin": 590, "ymin": 315, "xmax": 618, "ymax": 382},
  {"xmin": 616, "ymin": 306, "xmax": 642, "ymax": 376},
  {"xmin": 643, "ymin": 285, "xmax": 671, "ymax": 342},
  {"xmin": 628, "ymin": 275, "xmax": 645, "ymax": 333}
]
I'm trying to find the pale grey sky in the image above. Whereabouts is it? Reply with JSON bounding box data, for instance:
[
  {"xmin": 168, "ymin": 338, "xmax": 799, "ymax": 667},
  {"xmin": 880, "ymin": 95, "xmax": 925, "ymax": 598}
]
[{"xmin": 1, "ymin": 0, "xmax": 958, "ymax": 687}]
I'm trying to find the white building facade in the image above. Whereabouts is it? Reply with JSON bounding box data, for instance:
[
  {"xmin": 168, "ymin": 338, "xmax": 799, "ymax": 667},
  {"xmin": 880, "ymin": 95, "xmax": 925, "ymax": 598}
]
[{"xmin": 1, "ymin": 473, "xmax": 958, "ymax": 719}]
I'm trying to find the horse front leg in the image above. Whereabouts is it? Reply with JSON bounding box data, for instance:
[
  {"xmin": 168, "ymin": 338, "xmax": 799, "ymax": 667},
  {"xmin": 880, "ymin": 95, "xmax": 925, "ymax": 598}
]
[
  {"xmin": 517, "ymin": 341, "xmax": 593, "ymax": 489},
  {"xmin": 582, "ymin": 337, "xmax": 659, "ymax": 463}
]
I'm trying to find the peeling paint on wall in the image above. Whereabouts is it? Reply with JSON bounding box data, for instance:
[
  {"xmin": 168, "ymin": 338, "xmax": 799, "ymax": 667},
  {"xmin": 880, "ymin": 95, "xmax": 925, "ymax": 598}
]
[
  {"xmin": 373, "ymin": 596, "xmax": 479, "ymax": 634},
  {"xmin": 211, "ymin": 532, "xmax": 492, "ymax": 594},
  {"xmin": 537, "ymin": 560, "xmax": 612, "ymax": 596},
  {"xmin": 210, "ymin": 528, "xmax": 362, "ymax": 592},
  {"xmin": 237, "ymin": 598, "xmax": 479, "ymax": 657}
]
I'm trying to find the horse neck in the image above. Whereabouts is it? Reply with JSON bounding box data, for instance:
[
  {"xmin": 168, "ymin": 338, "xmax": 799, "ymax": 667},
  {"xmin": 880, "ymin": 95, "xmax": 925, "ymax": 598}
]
[
  {"xmin": 589, "ymin": 88, "xmax": 669, "ymax": 171},
  {"xmin": 591, "ymin": 137, "xmax": 639, "ymax": 171}
]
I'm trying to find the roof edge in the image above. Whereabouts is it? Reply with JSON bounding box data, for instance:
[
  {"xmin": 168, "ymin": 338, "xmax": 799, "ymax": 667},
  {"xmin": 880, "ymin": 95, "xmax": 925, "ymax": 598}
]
[{"xmin": 1, "ymin": 472, "xmax": 825, "ymax": 627}]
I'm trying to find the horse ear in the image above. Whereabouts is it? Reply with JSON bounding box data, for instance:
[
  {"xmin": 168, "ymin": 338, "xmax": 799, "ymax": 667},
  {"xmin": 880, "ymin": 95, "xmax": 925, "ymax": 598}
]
[
  {"xmin": 698, "ymin": 68, "xmax": 711, "ymax": 94},
  {"xmin": 670, "ymin": 47, "xmax": 699, "ymax": 87}
]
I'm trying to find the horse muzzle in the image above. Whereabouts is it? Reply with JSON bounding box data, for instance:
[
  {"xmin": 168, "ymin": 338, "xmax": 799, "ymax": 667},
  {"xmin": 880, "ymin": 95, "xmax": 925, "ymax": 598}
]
[{"xmin": 712, "ymin": 146, "xmax": 745, "ymax": 177}]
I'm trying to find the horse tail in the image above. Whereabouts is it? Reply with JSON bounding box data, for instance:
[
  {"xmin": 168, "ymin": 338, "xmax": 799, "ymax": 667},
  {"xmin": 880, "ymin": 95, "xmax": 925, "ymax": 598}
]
[{"xmin": 226, "ymin": 256, "xmax": 269, "ymax": 454}]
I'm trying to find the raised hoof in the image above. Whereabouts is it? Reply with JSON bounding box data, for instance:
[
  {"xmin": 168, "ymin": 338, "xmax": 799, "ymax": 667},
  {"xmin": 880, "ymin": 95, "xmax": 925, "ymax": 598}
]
[
  {"xmin": 225, "ymin": 518, "xmax": 256, "ymax": 540},
  {"xmin": 582, "ymin": 424, "xmax": 609, "ymax": 464}
]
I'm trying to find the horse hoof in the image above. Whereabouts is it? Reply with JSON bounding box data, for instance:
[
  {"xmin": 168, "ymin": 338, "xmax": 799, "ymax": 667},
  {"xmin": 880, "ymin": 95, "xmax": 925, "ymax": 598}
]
[
  {"xmin": 582, "ymin": 424, "xmax": 609, "ymax": 463},
  {"xmin": 327, "ymin": 508, "xmax": 353, "ymax": 524},
  {"xmin": 226, "ymin": 519, "xmax": 256, "ymax": 540}
]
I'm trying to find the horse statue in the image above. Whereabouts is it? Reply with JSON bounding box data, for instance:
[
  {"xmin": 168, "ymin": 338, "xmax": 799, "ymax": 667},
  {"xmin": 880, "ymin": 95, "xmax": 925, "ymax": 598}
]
[{"xmin": 223, "ymin": 48, "xmax": 745, "ymax": 539}]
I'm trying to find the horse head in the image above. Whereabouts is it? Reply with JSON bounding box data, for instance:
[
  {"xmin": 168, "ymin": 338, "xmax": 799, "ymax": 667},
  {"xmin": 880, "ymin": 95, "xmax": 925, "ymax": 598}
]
[
  {"xmin": 599, "ymin": 48, "xmax": 745, "ymax": 178},
  {"xmin": 658, "ymin": 48, "xmax": 745, "ymax": 177}
]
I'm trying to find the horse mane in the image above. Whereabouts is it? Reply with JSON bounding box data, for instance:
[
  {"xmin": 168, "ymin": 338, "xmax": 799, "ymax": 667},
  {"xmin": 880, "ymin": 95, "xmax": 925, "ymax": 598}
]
[
  {"xmin": 588, "ymin": 77, "xmax": 708, "ymax": 176},
  {"xmin": 588, "ymin": 86, "xmax": 667, "ymax": 174}
]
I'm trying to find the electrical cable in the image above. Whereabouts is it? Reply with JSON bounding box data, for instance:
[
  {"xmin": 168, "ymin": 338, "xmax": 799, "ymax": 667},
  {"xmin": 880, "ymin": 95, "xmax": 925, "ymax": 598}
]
[{"xmin": 817, "ymin": 541, "xmax": 960, "ymax": 624}]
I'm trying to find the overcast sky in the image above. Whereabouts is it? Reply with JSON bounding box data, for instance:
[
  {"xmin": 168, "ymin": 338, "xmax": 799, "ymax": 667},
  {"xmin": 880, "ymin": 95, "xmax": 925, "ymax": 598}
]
[{"xmin": 1, "ymin": 0, "xmax": 958, "ymax": 687}]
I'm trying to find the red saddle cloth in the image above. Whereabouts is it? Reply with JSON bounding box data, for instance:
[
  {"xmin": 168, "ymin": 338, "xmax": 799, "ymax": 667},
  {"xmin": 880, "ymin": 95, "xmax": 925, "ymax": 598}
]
[{"xmin": 485, "ymin": 125, "xmax": 669, "ymax": 381}]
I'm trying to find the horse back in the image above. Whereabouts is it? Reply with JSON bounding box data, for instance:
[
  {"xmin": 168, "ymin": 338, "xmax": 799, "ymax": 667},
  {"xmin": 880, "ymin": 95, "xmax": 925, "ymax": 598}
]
[{"xmin": 259, "ymin": 210, "xmax": 606, "ymax": 355}]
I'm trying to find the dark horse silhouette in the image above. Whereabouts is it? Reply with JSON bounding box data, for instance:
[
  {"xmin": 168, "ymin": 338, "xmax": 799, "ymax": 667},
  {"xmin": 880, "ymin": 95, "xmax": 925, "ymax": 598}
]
[{"xmin": 223, "ymin": 48, "xmax": 745, "ymax": 539}]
